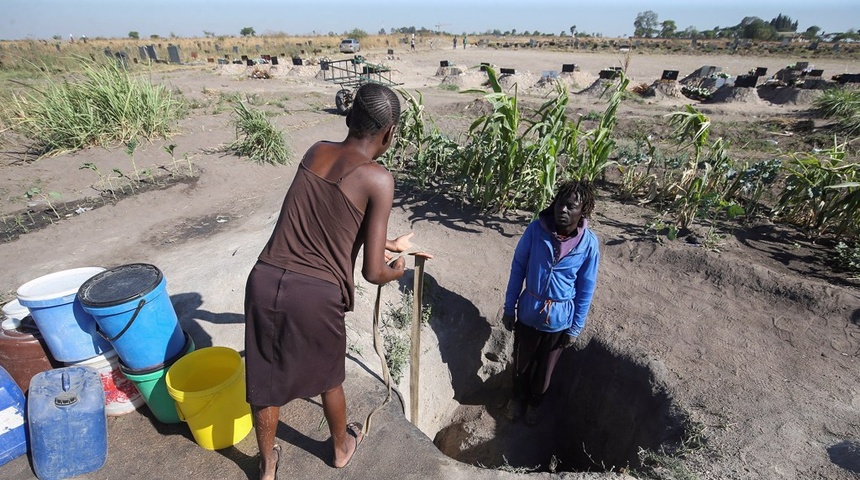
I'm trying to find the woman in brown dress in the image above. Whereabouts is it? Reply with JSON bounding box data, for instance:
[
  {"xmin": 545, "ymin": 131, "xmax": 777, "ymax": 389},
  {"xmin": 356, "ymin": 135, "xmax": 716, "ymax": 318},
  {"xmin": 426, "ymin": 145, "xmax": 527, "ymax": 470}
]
[{"xmin": 244, "ymin": 83, "xmax": 422, "ymax": 479}]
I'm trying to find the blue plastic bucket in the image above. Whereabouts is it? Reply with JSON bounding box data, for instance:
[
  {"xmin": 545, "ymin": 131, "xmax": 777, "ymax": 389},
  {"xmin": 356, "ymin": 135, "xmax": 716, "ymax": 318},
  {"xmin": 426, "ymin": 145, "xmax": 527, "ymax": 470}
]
[
  {"xmin": 16, "ymin": 267, "xmax": 112, "ymax": 363},
  {"xmin": 0, "ymin": 365, "xmax": 27, "ymax": 467},
  {"xmin": 78, "ymin": 264, "xmax": 184, "ymax": 371},
  {"xmin": 29, "ymin": 366, "xmax": 107, "ymax": 480}
]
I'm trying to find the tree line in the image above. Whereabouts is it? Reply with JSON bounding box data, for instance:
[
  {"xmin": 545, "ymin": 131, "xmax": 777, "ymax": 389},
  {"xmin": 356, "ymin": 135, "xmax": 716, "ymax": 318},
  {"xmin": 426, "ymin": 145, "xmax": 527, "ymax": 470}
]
[{"xmin": 633, "ymin": 11, "xmax": 858, "ymax": 42}]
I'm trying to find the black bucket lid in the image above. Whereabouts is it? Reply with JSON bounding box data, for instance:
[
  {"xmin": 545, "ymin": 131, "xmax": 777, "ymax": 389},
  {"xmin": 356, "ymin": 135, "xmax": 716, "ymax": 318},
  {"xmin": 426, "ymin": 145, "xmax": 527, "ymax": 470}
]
[{"xmin": 78, "ymin": 263, "xmax": 163, "ymax": 308}]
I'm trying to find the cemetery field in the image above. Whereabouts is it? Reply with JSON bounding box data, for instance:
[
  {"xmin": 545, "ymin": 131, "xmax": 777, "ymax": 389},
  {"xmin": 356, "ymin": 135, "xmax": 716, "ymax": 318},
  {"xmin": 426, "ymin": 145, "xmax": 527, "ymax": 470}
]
[{"xmin": 0, "ymin": 42, "xmax": 859, "ymax": 479}]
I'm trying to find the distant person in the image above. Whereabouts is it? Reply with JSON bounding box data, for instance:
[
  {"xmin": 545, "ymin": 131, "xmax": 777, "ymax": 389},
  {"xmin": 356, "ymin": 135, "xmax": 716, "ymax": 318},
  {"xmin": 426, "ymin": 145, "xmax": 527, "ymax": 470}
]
[
  {"xmin": 69, "ymin": 34, "xmax": 74, "ymax": 43},
  {"xmin": 411, "ymin": 35, "xmax": 416, "ymax": 51},
  {"xmin": 244, "ymin": 83, "xmax": 431, "ymax": 479},
  {"xmin": 463, "ymin": 35, "xmax": 467, "ymax": 49},
  {"xmin": 453, "ymin": 36, "xmax": 457, "ymax": 49},
  {"xmin": 501, "ymin": 179, "xmax": 600, "ymax": 426}
]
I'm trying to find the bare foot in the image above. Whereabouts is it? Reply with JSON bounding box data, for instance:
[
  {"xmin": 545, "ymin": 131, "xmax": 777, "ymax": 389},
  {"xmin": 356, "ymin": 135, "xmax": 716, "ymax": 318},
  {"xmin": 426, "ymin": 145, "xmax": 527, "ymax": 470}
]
[{"xmin": 333, "ymin": 422, "xmax": 364, "ymax": 468}]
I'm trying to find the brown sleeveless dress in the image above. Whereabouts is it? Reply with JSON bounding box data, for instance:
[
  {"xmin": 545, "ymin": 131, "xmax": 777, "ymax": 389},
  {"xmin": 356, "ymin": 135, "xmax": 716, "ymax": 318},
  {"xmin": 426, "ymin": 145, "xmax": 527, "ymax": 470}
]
[{"xmin": 244, "ymin": 157, "xmax": 369, "ymax": 406}]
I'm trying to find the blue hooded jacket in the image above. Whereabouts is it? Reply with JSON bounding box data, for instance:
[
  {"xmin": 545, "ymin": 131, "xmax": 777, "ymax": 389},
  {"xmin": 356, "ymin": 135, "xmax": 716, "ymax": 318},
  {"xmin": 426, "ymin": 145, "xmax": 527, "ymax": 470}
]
[{"xmin": 503, "ymin": 212, "xmax": 600, "ymax": 337}]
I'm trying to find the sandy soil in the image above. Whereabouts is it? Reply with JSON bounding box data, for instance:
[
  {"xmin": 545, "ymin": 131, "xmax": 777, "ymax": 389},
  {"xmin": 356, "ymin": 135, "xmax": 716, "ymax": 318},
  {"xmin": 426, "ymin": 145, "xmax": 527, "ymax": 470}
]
[{"xmin": 1, "ymin": 45, "xmax": 859, "ymax": 479}]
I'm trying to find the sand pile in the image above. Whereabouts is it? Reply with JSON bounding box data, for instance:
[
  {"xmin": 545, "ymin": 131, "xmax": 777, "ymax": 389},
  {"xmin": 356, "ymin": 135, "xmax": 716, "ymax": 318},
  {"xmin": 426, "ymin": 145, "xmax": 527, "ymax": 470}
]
[{"xmin": 706, "ymin": 86, "xmax": 763, "ymax": 104}]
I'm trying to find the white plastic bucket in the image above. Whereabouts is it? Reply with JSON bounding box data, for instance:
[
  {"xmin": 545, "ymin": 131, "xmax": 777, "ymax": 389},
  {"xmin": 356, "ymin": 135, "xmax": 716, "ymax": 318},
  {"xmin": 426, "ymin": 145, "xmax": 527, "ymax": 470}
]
[
  {"xmin": 66, "ymin": 350, "xmax": 143, "ymax": 416},
  {"xmin": 16, "ymin": 267, "xmax": 112, "ymax": 362},
  {"xmin": 2, "ymin": 299, "xmax": 30, "ymax": 322}
]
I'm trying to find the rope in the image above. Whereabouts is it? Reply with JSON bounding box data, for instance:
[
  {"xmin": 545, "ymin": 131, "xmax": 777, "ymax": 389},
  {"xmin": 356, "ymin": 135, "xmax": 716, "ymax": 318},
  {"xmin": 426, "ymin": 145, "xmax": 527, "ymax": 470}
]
[{"xmin": 363, "ymin": 246, "xmax": 427, "ymax": 436}]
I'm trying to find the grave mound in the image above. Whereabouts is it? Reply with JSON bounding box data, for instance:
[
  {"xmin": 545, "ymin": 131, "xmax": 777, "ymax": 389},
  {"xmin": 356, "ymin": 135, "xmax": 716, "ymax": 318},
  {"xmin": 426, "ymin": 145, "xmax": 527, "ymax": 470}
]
[
  {"xmin": 758, "ymin": 86, "xmax": 824, "ymax": 105},
  {"xmin": 705, "ymin": 86, "xmax": 763, "ymax": 104}
]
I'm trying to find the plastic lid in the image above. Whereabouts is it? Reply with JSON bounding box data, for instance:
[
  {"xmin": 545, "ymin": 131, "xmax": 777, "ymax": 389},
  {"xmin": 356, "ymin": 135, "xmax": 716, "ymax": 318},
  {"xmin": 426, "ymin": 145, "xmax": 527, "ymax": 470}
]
[
  {"xmin": 78, "ymin": 263, "xmax": 163, "ymax": 308},
  {"xmin": 16, "ymin": 267, "xmax": 106, "ymax": 303},
  {"xmin": 1, "ymin": 317, "xmax": 21, "ymax": 330},
  {"xmin": 2, "ymin": 299, "xmax": 29, "ymax": 319}
]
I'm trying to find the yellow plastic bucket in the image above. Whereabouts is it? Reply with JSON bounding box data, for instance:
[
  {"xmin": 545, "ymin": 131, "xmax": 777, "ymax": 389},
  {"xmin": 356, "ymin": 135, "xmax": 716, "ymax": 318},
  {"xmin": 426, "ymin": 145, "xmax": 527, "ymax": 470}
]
[{"xmin": 165, "ymin": 347, "xmax": 252, "ymax": 450}]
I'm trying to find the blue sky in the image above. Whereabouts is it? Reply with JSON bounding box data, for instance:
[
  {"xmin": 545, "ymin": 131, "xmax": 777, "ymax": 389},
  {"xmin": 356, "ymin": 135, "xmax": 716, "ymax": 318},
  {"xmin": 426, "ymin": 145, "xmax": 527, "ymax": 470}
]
[{"xmin": 3, "ymin": 0, "xmax": 858, "ymax": 40}]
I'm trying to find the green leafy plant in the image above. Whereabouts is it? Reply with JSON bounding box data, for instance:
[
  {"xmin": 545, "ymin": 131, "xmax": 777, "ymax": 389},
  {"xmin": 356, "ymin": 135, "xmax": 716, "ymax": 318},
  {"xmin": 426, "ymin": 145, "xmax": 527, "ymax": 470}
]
[
  {"xmin": 815, "ymin": 88, "xmax": 860, "ymax": 136},
  {"xmin": 834, "ymin": 242, "xmax": 860, "ymax": 279},
  {"xmin": 383, "ymin": 333, "xmax": 409, "ymax": 384},
  {"xmin": 227, "ymin": 99, "xmax": 292, "ymax": 165},
  {"xmin": 24, "ymin": 187, "xmax": 61, "ymax": 220},
  {"xmin": 773, "ymin": 138, "xmax": 860, "ymax": 237}
]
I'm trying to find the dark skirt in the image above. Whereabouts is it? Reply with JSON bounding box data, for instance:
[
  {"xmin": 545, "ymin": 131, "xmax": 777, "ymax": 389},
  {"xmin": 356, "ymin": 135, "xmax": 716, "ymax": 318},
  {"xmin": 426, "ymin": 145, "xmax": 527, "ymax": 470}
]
[
  {"xmin": 244, "ymin": 261, "xmax": 346, "ymax": 406},
  {"xmin": 512, "ymin": 322, "xmax": 566, "ymax": 405}
]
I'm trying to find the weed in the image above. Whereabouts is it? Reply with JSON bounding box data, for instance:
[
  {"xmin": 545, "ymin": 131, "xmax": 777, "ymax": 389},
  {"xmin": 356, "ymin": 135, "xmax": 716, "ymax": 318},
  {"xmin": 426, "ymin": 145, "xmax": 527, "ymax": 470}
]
[
  {"xmin": 383, "ymin": 289, "xmax": 432, "ymax": 330},
  {"xmin": 645, "ymin": 214, "xmax": 679, "ymax": 243},
  {"xmin": 835, "ymin": 242, "xmax": 860, "ymax": 279},
  {"xmin": 227, "ymin": 99, "xmax": 292, "ymax": 165},
  {"xmin": 125, "ymin": 138, "xmax": 141, "ymax": 181},
  {"xmin": 24, "ymin": 187, "xmax": 61, "ymax": 220},
  {"xmin": 163, "ymin": 143, "xmax": 195, "ymax": 177},
  {"xmin": 383, "ymin": 333, "xmax": 409, "ymax": 383}
]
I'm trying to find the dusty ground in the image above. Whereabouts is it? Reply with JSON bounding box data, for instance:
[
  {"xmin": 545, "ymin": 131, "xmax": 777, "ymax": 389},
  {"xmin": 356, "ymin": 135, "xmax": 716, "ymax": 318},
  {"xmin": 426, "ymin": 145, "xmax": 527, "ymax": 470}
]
[{"xmin": 1, "ymin": 44, "xmax": 859, "ymax": 479}]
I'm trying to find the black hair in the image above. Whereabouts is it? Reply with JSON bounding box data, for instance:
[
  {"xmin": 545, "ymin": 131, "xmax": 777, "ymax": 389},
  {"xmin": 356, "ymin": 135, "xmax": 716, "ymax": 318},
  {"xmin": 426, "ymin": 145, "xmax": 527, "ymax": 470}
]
[
  {"xmin": 345, "ymin": 83, "xmax": 401, "ymax": 137},
  {"xmin": 549, "ymin": 179, "xmax": 595, "ymax": 219}
]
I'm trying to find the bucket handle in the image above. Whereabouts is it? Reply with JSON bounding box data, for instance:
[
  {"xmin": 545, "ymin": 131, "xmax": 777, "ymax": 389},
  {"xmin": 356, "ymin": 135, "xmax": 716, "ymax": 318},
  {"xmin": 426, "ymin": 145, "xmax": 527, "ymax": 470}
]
[
  {"xmin": 97, "ymin": 298, "xmax": 146, "ymax": 342},
  {"xmin": 175, "ymin": 395, "xmax": 218, "ymax": 424}
]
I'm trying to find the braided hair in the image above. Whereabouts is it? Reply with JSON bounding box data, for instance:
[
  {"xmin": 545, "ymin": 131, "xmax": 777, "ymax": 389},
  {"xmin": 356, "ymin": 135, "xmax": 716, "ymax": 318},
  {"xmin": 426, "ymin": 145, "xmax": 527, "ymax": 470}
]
[
  {"xmin": 346, "ymin": 83, "xmax": 401, "ymax": 137},
  {"xmin": 549, "ymin": 179, "xmax": 595, "ymax": 219}
]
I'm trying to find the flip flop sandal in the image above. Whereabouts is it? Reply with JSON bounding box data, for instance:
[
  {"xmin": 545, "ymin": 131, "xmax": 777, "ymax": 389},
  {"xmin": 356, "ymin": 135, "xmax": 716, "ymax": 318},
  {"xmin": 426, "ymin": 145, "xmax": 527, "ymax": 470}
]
[
  {"xmin": 338, "ymin": 422, "xmax": 364, "ymax": 468},
  {"xmin": 260, "ymin": 444, "xmax": 281, "ymax": 479}
]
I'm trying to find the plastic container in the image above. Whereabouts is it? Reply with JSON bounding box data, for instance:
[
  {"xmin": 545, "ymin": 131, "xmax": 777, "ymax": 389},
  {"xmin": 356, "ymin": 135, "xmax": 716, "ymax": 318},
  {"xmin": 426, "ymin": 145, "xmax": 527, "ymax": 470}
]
[
  {"xmin": 78, "ymin": 264, "xmax": 185, "ymax": 370},
  {"xmin": 166, "ymin": 347, "xmax": 252, "ymax": 450},
  {"xmin": 2, "ymin": 299, "xmax": 29, "ymax": 322},
  {"xmin": 66, "ymin": 350, "xmax": 143, "ymax": 416},
  {"xmin": 0, "ymin": 365, "xmax": 27, "ymax": 467},
  {"xmin": 121, "ymin": 331, "xmax": 195, "ymax": 423},
  {"xmin": 0, "ymin": 315, "xmax": 60, "ymax": 393},
  {"xmin": 16, "ymin": 267, "xmax": 112, "ymax": 363},
  {"xmin": 28, "ymin": 366, "xmax": 107, "ymax": 480}
]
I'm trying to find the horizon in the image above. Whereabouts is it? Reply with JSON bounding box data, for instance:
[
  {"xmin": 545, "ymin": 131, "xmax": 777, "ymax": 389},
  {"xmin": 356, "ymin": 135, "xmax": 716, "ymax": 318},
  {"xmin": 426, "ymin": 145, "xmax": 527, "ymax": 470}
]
[{"xmin": 3, "ymin": 1, "xmax": 859, "ymax": 41}]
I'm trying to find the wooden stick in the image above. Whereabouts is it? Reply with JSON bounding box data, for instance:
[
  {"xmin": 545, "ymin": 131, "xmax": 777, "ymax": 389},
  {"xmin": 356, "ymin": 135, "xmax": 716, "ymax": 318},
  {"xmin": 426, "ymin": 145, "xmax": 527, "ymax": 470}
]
[{"xmin": 409, "ymin": 255, "xmax": 426, "ymax": 426}]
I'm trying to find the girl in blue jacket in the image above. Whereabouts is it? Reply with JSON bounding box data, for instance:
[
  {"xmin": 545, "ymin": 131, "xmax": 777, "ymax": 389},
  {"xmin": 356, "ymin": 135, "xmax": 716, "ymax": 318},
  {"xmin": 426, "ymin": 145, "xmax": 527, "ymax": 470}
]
[{"xmin": 502, "ymin": 179, "xmax": 600, "ymax": 425}]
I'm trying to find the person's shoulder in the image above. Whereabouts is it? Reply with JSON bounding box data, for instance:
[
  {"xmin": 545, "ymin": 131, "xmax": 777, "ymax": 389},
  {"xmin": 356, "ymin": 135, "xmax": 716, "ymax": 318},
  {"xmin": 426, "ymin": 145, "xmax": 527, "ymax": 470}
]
[{"xmin": 361, "ymin": 162, "xmax": 394, "ymax": 190}]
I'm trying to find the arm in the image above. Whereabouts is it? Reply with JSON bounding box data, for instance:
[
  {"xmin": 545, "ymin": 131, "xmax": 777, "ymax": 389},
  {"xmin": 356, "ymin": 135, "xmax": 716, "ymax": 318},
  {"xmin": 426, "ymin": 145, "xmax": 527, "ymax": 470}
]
[
  {"xmin": 503, "ymin": 222, "xmax": 535, "ymax": 318},
  {"xmin": 566, "ymin": 239, "xmax": 600, "ymax": 337},
  {"xmin": 361, "ymin": 167, "xmax": 405, "ymax": 285}
]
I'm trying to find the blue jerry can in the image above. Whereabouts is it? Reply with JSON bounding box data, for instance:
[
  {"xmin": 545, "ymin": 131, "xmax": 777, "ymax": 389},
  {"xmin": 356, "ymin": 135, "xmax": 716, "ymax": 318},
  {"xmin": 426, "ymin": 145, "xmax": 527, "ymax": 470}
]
[{"xmin": 28, "ymin": 365, "xmax": 107, "ymax": 480}]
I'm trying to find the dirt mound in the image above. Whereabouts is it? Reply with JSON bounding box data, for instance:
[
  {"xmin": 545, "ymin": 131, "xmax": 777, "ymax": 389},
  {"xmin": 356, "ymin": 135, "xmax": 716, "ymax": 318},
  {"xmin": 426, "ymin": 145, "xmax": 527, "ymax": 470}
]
[
  {"xmin": 705, "ymin": 86, "xmax": 763, "ymax": 104},
  {"xmin": 758, "ymin": 85, "xmax": 825, "ymax": 105},
  {"xmin": 286, "ymin": 65, "xmax": 321, "ymax": 77},
  {"xmin": 438, "ymin": 70, "xmax": 488, "ymax": 90},
  {"xmin": 575, "ymin": 78, "xmax": 620, "ymax": 98},
  {"xmin": 498, "ymin": 71, "xmax": 539, "ymax": 91},
  {"xmin": 457, "ymin": 98, "xmax": 494, "ymax": 116}
]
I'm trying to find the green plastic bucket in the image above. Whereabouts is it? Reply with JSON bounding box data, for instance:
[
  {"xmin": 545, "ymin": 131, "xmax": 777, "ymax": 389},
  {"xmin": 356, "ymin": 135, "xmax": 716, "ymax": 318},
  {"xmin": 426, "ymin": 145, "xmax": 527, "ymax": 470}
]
[{"xmin": 120, "ymin": 331, "xmax": 194, "ymax": 423}]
